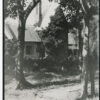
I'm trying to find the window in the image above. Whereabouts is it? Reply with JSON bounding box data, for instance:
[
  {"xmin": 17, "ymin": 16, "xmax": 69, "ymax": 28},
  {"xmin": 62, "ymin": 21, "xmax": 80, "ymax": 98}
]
[{"xmin": 26, "ymin": 45, "xmax": 32, "ymax": 55}]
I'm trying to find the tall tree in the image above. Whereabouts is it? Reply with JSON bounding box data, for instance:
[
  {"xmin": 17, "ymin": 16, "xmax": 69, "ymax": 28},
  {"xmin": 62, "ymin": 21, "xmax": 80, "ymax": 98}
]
[
  {"xmin": 51, "ymin": 0, "xmax": 99, "ymax": 98},
  {"xmin": 40, "ymin": 6, "xmax": 69, "ymax": 69},
  {"xmin": 4, "ymin": 0, "xmax": 41, "ymax": 89},
  {"xmin": 79, "ymin": 0, "xmax": 99, "ymax": 98}
]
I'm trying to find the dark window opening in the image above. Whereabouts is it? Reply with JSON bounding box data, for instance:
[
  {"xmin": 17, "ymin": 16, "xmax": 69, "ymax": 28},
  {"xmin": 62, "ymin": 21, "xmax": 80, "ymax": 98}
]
[{"xmin": 26, "ymin": 45, "xmax": 32, "ymax": 55}]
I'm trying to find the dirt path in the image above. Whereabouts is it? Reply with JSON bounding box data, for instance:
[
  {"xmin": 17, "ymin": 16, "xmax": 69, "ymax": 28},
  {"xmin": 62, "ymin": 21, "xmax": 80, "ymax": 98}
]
[
  {"xmin": 5, "ymin": 78, "xmax": 99, "ymax": 100},
  {"xmin": 4, "ymin": 71, "xmax": 99, "ymax": 100}
]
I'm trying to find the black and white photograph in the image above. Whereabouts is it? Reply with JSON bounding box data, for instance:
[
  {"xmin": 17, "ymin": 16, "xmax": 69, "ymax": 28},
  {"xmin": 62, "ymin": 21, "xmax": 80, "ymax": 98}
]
[{"xmin": 4, "ymin": 0, "xmax": 99, "ymax": 100}]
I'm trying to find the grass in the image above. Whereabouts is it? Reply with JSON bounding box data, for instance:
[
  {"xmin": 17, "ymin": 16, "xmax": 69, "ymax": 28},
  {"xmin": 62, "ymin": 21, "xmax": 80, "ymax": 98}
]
[{"xmin": 4, "ymin": 69, "xmax": 99, "ymax": 100}]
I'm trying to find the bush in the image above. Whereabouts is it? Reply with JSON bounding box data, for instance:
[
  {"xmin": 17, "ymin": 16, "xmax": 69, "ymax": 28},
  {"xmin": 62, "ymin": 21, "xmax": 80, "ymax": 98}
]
[
  {"xmin": 23, "ymin": 54, "xmax": 80, "ymax": 74},
  {"xmin": 23, "ymin": 58, "xmax": 40, "ymax": 72},
  {"xmin": 38, "ymin": 55, "xmax": 56, "ymax": 71}
]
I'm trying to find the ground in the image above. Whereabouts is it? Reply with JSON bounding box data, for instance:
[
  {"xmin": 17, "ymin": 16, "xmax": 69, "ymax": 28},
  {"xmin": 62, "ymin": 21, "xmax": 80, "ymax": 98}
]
[{"xmin": 5, "ymin": 71, "xmax": 99, "ymax": 100}]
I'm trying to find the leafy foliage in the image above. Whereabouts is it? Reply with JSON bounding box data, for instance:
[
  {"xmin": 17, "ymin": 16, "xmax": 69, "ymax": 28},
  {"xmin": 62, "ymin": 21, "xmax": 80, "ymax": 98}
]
[
  {"xmin": 39, "ymin": 2, "xmax": 84, "ymax": 70},
  {"xmin": 4, "ymin": 0, "xmax": 41, "ymax": 19},
  {"xmin": 4, "ymin": 39, "xmax": 18, "ymax": 72},
  {"xmin": 5, "ymin": 39, "xmax": 18, "ymax": 56},
  {"xmin": 40, "ymin": 6, "xmax": 68, "ymax": 65},
  {"xmin": 61, "ymin": 1, "xmax": 84, "ymax": 28},
  {"xmin": 4, "ymin": 0, "xmax": 20, "ymax": 18}
]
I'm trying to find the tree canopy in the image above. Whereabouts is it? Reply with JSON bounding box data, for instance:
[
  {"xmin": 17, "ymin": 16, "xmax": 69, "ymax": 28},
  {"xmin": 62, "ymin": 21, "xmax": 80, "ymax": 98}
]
[
  {"xmin": 40, "ymin": 6, "xmax": 68, "ymax": 64},
  {"xmin": 4, "ymin": 0, "xmax": 40, "ymax": 19}
]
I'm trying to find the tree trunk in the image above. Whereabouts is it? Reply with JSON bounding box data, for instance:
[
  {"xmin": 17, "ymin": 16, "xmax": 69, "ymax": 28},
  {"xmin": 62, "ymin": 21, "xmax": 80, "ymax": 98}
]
[
  {"xmin": 80, "ymin": 54, "xmax": 88, "ymax": 100},
  {"xmin": 78, "ymin": 27, "xmax": 83, "ymax": 74},
  {"xmin": 15, "ymin": 14, "xmax": 33, "ymax": 89},
  {"xmin": 12, "ymin": 0, "xmax": 40, "ymax": 89},
  {"xmin": 87, "ymin": 15, "xmax": 99, "ymax": 96},
  {"xmin": 38, "ymin": 0, "xmax": 42, "ymax": 26},
  {"xmin": 66, "ymin": 30, "xmax": 69, "ymax": 57},
  {"xmin": 15, "ymin": 14, "xmax": 25, "ymax": 88},
  {"xmin": 79, "ymin": 0, "xmax": 98, "ymax": 99},
  {"xmin": 79, "ymin": 18, "xmax": 89, "ymax": 99},
  {"xmin": 81, "ymin": 14, "xmax": 98, "ymax": 98},
  {"xmin": 90, "ymin": 65, "xmax": 95, "ymax": 96},
  {"xmin": 78, "ymin": 28, "xmax": 83, "ymax": 59}
]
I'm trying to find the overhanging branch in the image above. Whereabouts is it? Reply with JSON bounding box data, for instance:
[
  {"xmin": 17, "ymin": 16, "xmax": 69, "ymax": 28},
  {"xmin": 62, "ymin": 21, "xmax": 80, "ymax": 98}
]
[
  {"xmin": 24, "ymin": 0, "xmax": 40, "ymax": 20},
  {"xmin": 80, "ymin": 0, "xmax": 90, "ymax": 15}
]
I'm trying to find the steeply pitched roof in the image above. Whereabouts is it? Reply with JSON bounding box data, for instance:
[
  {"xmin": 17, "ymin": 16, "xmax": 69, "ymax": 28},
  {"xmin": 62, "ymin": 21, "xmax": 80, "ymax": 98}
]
[
  {"xmin": 25, "ymin": 27, "xmax": 41, "ymax": 42},
  {"xmin": 5, "ymin": 23, "xmax": 41, "ymax": 42}
]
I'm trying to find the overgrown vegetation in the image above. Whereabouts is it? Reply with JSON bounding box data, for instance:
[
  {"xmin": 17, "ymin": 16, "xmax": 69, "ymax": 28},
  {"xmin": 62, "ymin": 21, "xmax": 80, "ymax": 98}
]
[
  {"xmin": 4, "ymin": 1, "xmax": 99, "ymax": 98},
  {"xmin": 39, "ymin": 5, "xmax": 82, "ymax": 73},
  {"xmin": 4, "ymin": 39, "xmax": 18, "ymax": 74}
]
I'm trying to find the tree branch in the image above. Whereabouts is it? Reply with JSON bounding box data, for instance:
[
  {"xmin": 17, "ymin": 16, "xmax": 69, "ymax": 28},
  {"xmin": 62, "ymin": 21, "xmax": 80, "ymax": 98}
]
[
  {"xmin": 24, "ymin": 0, "xmax": 40, "ymax": 20},
  {"xmin": 80, "ymin": 0, "xmax": 90, "ymax": 15}
]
